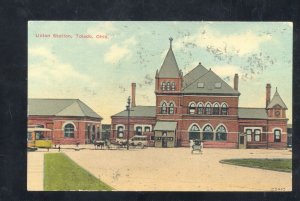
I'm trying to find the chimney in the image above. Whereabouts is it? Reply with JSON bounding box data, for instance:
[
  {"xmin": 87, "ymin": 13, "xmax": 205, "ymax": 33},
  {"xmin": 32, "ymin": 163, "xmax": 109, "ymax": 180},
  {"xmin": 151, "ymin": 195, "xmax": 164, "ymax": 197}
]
[
  {"xmin": 234, "ymin": 74, "xmax": 239, "ymax": 90},
  {"xmin": 266, "ymin": 83, "xmax": 271, "ymax": 108},
  {"xmin": 131, "ymin": 83, "xmax": 136, "ymax": 107}
]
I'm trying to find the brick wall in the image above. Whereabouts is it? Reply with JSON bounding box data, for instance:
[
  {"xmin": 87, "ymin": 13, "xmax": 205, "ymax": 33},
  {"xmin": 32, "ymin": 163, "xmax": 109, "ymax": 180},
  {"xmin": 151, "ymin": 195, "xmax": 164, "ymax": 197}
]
[{"xmin": 28, "ymin": 116, "xmax": 101, "ymax": 145}]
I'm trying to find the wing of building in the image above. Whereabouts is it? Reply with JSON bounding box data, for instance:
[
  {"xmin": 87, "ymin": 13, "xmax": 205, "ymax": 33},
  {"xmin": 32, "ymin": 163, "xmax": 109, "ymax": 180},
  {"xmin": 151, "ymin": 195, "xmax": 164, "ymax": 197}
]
[
  {"xmin": 28, "ymin": 98, "xmax": 102, "ymax": 144},
  {"xmin": 111, "ymin": 38, "xmax": 288, "ymax": 149}
]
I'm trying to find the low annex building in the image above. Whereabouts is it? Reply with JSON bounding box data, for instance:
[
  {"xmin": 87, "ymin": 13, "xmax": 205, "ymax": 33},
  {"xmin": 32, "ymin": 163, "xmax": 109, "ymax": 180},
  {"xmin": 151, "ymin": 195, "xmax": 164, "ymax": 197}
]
[
  {"xmin": 28, "ymin": 98, "xmax": 102, "ymax": 145},
  {"xmin": 111, "ymin": 38, "xmax": 288, "ymax": 149}
]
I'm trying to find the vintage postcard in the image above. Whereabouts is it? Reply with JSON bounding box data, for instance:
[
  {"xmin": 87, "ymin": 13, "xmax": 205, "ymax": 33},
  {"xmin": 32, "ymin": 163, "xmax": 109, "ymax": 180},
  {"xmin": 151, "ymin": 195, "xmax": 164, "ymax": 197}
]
[{"xmin": 27, "ymin": 21, "xmax": 292, "ymax": 191}]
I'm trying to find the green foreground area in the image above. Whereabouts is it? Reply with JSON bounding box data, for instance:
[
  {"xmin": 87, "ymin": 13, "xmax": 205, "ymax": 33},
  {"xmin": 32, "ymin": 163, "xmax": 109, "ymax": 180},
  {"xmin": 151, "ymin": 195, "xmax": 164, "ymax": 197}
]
[
  {"xmin": 220, "ymin": 158, "xmax": 292, "ymax": 172},
  {"xmin": 44, "ymin": 153, "xmax": 113, "ymax": 191}
]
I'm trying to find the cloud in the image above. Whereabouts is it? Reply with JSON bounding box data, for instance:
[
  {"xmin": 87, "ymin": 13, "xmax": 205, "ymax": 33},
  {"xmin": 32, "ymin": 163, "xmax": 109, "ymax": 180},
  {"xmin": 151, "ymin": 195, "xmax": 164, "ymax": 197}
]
[
  {"xmin": 104, "ymin": 44, "xmax": 131, "ymax": 64},
  {"xmin": 87, "ymin": 21, "xmax": 117, "ymax": 35},
  {"xmin": 103, "ymin": 37, "xmax": 137, "ymax": 64},
  {"xmin": 28, "ymin": 46, "xmax": 96, "ymax": 98},
  {"xmin": 174, "ymin": 28, "xmax": 272, "ymax": 56},
  {"xmin": 29, "ymin": 47, "xmax": 89, "ymax": 82}
]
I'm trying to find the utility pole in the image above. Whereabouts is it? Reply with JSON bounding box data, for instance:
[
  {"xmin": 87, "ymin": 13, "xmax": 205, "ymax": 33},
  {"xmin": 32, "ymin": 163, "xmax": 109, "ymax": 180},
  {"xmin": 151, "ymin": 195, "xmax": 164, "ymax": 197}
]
[{"xmin": 126, "ymin": 96, "xmax": 131, "ymax": 150}]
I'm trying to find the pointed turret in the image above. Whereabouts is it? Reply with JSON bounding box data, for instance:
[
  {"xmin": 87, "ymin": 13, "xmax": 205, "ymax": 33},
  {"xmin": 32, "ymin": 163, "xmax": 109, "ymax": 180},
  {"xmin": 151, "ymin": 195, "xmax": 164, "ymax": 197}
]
[
  {"xmin": 267, "ymin": 88, "xmax": 287, "ymax": 109},
  {"xmin": 157, "ymin": 37, "xmax": 181, "ymax": 78}
]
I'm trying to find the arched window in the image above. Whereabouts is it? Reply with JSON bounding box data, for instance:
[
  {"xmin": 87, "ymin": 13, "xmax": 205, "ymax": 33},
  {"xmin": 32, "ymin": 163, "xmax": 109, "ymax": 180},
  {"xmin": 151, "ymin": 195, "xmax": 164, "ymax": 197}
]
[
  {"xmin": 198, "ymin": 103, "xmax": 204, "ymax": 115},
  {"xmin": 169, "ymin": 102, "xmax": 174, "ymax": 114},
  {"xmin": 64, "ymin": 123, "xmax": 75, "ymax": 138},
  {"xmin": 205, "ymin": 103, "xmax": 212, "ymax": 115},
  {"xmin": 171, "ymin": 82, "xmax": 175, "ymax": 91},
  {"xmin": 188, "ymin": 102, "xmax": 196, "ymax": 114},
  {"xmin": 144, "ymin": 126, "xmax": 151, "ymax": 132},
  {"xmin": 213, "ymin": 103, "xmax": 219, "ymax": 115},
  {"xmin": 203, "ymin": 125, "xmax": 213, "ymax": 141},
  {"xmin": 166, "ymin": 82, "xmax": 170, "ymax": 91},
  {"xmin": 189, "ymin": 124, "xmax": 200, "ymax": 140},
  {"xmin": 221, "ymin": 103, "xmax": 228, "ymax": 115},
  {"xmin": 161, "ymin": 82, "xmax": 166, "ymax": 91},
  {"xmin": 161, "ymin": 102, "xmax": 167, "ymax": 114},
  {"xmin": 136, "ymin": 126, "xmax": 142, "ymax": 135},
  {"xmin": 216, "ymin": 125, "xmax": 227, "ymax": 141},
  {"xmin": 274, "ymin": 129, "xmax": 281, "ymax": 142},
  {"xmin": 117, "ymin": 126, "xmax": 124, "ymax": 138}
]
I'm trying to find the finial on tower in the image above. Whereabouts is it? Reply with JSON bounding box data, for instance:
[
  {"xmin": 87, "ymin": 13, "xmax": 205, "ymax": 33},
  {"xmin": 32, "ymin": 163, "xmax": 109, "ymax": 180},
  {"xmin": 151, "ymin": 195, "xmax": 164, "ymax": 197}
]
[{"xmin": 169, "ymin": 37, "xmax": 173, "ymax": 48}]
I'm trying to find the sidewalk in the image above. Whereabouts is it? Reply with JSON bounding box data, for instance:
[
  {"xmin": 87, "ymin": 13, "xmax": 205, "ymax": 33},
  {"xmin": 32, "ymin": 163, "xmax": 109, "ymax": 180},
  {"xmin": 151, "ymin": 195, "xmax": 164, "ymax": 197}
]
[{"xmin": 27, "ymin": 151, "xmax": 44, "ymax": 191}]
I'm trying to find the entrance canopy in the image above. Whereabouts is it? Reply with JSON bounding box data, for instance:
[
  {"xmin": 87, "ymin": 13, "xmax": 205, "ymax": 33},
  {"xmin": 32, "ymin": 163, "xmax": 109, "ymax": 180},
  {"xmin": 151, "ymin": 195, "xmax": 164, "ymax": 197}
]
[{"xmin": 154, "ymin": 121, "xmax": 177, "ymax": 131}]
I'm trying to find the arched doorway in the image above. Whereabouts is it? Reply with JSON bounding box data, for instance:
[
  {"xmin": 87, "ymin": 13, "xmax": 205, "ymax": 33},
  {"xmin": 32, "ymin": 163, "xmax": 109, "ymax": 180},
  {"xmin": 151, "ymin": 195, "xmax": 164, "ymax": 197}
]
[{"xmin": 189, "ymin": 124, "xmax": 200, "ymax": 140}]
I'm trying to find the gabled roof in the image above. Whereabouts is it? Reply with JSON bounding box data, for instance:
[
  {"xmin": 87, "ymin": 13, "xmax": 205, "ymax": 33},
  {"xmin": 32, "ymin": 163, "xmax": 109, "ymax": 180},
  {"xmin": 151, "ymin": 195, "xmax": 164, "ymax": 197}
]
[
  {"xmin": 267, "ymin": 89, "xmax": 287, "ymax": 109},
  {"xmin": 154, "ymin": 121, "xmax": 177, "ymax": 131},
  {"xmin": 182, "ymin": 66, "xmax": 240, "ymax": 95},
  {"xmin": 28, "ymin": 98, "xmax": 102, "ymax": 119},
  {"xmin": 238, "ymin": 108, "xmax": 268, "ymax": 119},
  {"xmin": 158, "ymin": 47, "xmax": 181, "ymax": 78},
  {"xmin": 183, "ymin": 63, "xmax": 209, "ymax": 87},
  {"xmin": 111, "ymin": 106, "xmax": 156, "ymax": 118}
]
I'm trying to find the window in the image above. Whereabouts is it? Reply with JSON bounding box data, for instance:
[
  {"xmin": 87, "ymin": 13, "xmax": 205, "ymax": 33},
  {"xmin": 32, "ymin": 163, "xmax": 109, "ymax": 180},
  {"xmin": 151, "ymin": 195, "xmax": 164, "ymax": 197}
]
[
  {"xmin": 216, "ymin": 125, "xmax": 227, "ymax": 141},
  {"xmin": 213, "ymin": 103, "xmax": 219, "ymax": 115},
  {"xmin": 35, "ymin": 124, "xmax": 44, "ymax": 139},
  {"xmin": 189, "ymin": 125, "xmax": 200, "ymax": 140},
  {"xmin": 198, "ymin": 103, "xmax": 203, "ymax": 114},
  {"xmin": 117, "ymin": 126, "xmax": 124, "ymax": 138},
  {"xmin": 64, "ymin": 123, "xmax": 75, "ymax": 138},
  {"xmin": 161, "ymin": 102, "xmax": 167, "ymax": 114},
  {"xmin": 144, "ymin": 126, "xmax": 151, "ymax": 132},
  {"xmin": 169, "ymin": 102, "xmax": 174, "ymax": 114},
  {"xmin": 188, "ymin": 103, "xmax": 196, "ymax": 114},
  {"xmin": 254, "ymin": 129, "xmax": 261, "ymax": 141},
  {"xmin": 274, "ymin": 129, "xmax": 281, "ymax": 142},
  {"xmin": 150, "ymin": 136, "xmax": 155, "ymax": 140},
  {"xmin": 166, "ymin": 82, "xmax": 170, "ymax": 91},
  {"xmin": 203, "ymin": 125, "xmax": 213, "ymax": 140},
  {"xmin": 197, "ymin": 82, "xmax": 204, "ymax": 88},
  {"xmin": 215, "ymin": 82, "xmax": 222, "ymax": 88},
  {"xmin": 171, "ymin": 82, "xmax": 175, "ymax": 91},
  {"xmin": 221, "ymin": 103, "xmax": 228, "ymax": 115},
  {"xmin": 136, "ymin": 126, "xmax": 142, "ymax": 135},
  {"xmin": 161, "ymin": 82, "xmax": 166, "ymax": 91},
  {"xmin": 205, "ymin": 103, "xmax": 211, "ymax": 115},
  {"xmin": 246, "ymin": 129, "xmax": 252, "ymax": 142}
]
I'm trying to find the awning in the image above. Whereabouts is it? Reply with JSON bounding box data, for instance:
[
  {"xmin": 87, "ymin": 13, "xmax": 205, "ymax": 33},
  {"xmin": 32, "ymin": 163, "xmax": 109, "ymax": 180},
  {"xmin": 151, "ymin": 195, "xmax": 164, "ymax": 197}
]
[
  {"xmin": 27, "ymin": 127, "xmax": 52, "ymax": 132},
  {"xmin": 154, "ymin": 121, "xmax": 177, "ymax": 131}
]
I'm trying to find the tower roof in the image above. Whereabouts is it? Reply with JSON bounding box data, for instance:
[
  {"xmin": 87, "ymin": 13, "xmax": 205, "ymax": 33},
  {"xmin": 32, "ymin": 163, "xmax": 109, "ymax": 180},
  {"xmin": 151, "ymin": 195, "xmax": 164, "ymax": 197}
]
[
  {"xmin": 267, "ymin": 89, "xmax": 287, "ymax": 109},
  {"xmin": 157, "ymin": 38, "xmax": 181, "ymax": 78}
]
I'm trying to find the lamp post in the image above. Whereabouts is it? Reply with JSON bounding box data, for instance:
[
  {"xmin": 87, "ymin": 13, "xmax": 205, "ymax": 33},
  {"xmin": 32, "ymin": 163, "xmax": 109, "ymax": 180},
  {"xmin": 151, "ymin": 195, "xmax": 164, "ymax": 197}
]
[{"xmin": 126, "ymin": 96, "xmax": 131, "ymax": 150}]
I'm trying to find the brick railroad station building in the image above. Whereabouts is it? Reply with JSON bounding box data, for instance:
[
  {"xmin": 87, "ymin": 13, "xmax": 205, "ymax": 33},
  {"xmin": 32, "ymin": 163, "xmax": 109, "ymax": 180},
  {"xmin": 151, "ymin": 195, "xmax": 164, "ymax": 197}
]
[
  {"xmin": 28, "ymin": 98, "xmax": 102, "ymax": 145},
  {"xmin": 111, "ymin": 38, "xmax": 288, "ymax": 149}
]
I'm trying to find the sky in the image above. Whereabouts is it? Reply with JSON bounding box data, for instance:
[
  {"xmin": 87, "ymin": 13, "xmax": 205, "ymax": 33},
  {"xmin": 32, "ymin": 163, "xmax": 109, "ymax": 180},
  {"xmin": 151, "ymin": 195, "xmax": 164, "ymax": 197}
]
[{"xmin": 28, "ymin": 21, "xmax": 293, "ymax": 124}]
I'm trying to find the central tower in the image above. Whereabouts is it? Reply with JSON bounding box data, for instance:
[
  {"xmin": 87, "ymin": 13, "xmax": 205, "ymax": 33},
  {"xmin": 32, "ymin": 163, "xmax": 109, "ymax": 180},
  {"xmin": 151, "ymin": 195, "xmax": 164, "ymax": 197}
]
[{"xmin": 155, "ymin": 38, "xmax": 183, "ymax": 117}]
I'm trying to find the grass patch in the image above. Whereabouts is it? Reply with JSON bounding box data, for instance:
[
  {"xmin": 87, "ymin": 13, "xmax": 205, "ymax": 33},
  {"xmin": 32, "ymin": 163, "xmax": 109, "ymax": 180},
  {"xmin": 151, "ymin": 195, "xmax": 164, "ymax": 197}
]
[
  {"xmin": 220, "ymin": 158, "xmax": 292, "ymax": 173},
  {"xmin": 44, "ymin": 153, "xmax": 113, "ymax": 191}
]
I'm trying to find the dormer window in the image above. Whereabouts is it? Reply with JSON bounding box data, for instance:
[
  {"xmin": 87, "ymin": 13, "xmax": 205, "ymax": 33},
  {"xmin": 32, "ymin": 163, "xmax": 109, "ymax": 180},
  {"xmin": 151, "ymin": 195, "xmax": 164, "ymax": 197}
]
[
  {"xmin": 215, "ymin": 83, "xmax": 222, "ymax": 88},
  {"xmin": 197, "ymin": 82, "xmax": 204, "ymax": 88}
]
